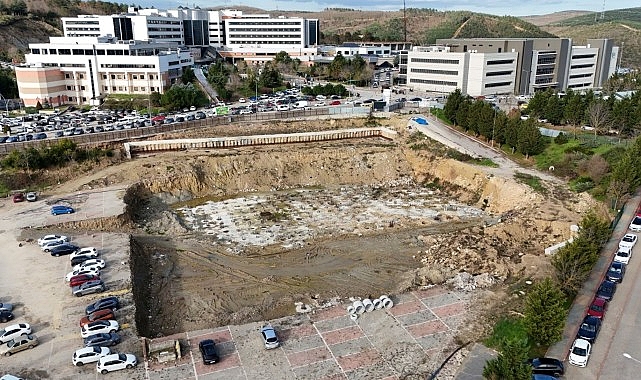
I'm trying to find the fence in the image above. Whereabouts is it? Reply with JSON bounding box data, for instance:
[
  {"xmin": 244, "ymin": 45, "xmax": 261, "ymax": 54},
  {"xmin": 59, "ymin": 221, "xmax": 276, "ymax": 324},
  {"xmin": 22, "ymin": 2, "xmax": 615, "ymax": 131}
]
[{"xmin": 0, "ymin": 106, "xmax": 372, "ymax": 155}]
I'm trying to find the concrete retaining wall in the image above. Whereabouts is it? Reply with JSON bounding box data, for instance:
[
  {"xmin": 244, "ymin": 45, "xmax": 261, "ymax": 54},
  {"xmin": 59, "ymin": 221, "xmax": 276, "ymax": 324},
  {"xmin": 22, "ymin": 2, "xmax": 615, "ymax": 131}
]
[{"xmin": 124, "ymin": 127, "xmax": 398, "ymax": 158}]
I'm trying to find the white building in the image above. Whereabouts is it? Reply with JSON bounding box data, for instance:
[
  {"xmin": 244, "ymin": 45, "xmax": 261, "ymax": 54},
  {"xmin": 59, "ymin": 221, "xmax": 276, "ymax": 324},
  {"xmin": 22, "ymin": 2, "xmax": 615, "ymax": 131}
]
[
  {"xmin": 16, "ymin": 36, "xmax": 193, "ymax": 106},
  {"xmin": 403, "ymin": 46, "xmax": 518, "ymax": 97}
]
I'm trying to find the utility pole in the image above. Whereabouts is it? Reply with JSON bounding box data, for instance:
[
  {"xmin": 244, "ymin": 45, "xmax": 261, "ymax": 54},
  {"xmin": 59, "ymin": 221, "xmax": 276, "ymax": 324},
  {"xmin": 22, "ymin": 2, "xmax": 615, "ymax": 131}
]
[{"xmin": 403, "ymin": 0, "xmax": 407, "ymax": 43}]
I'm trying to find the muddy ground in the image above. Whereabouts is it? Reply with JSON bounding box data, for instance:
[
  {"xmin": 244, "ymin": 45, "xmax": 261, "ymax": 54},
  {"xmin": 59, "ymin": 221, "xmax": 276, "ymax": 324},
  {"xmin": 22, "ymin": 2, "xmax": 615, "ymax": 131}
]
[{"xmin": 47, "ymin": 115, "xmax": 595, "ymax": 340}]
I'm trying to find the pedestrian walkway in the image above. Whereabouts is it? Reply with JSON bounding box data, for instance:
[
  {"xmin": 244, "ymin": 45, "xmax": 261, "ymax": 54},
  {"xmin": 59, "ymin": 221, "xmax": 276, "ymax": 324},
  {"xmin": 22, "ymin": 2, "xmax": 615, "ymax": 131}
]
[
  {"xmin": 454, "ymin": 343, "xmax": 497, "ymax": 380},
  {"xmin": 546, "ymin": 193, "xmax": 641, "ymax": 360}
]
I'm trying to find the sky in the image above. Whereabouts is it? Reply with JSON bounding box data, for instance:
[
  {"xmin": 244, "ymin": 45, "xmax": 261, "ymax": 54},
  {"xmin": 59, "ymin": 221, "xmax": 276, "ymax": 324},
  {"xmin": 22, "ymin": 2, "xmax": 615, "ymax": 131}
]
[{"xmin": 142, "ymin": 0, "xmax": 637, "ymax": 17}]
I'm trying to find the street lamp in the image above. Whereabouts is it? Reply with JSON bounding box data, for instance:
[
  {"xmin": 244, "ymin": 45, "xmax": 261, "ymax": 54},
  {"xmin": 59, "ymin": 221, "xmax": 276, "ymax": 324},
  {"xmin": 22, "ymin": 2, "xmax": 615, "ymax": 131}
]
[{"xmin": 623, "ymin": 353, "xmax": 641, "ymax": 365}]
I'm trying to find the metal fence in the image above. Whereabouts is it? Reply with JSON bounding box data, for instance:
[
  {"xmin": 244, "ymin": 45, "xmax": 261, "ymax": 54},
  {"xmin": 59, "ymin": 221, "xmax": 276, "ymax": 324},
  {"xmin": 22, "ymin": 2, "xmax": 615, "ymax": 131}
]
[{"xmin": 0, "ymin": 107, "xmax": 370, "ymax": 155}]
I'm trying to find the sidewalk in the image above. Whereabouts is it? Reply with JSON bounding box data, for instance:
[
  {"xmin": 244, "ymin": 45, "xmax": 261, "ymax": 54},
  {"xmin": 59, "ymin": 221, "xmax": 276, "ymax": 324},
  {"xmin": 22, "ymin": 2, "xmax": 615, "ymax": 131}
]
[{"xmin": 546, "ymin": 193, "xmax": 641, "ymax": 360}]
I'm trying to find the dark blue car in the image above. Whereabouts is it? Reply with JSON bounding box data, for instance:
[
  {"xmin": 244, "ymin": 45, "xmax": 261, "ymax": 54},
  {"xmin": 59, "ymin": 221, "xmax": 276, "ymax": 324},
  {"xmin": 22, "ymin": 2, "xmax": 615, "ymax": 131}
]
[
  {"xmin": 596, "ymin": 280, "xmax": 617, "ymax": 301},
  {"xmin": 577, "ymin": 315, "xmax": 601, "ymax": 343},
  {"xmin": 51, "ymin": 205, "xmax": 75, "ymax": 215},
  {"xmin": 606, "ymin": 261, "xmax": 626, "ymax": 283}
]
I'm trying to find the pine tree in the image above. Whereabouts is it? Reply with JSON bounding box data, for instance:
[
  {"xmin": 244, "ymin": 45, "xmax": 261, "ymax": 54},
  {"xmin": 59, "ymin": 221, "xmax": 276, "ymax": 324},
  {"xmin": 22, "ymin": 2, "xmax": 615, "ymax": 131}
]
[
  {"xmin": 483, "ymin": 338, "xmax": 532, "ymax": 380},
  {"xmin": 523, "ymin": 278, "xmax": 567, "ymax": 346}
]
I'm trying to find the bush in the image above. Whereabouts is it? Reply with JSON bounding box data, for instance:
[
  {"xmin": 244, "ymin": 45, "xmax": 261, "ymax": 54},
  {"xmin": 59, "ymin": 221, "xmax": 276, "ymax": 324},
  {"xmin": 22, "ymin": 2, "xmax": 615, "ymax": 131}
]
[
  {"xmin": 523, "ymin": 278, "xmax": 567, "ymax": 346},
  {"xmin": 554, "ymin": 132, "xmax": 569, "ymax": 145}
]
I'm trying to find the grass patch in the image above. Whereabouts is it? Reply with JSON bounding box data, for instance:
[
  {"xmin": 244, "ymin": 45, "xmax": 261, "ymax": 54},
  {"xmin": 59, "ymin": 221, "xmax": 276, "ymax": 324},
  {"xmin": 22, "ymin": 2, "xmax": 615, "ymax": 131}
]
[
  {"xmin": 430, "ymin": 108, "xmax": 452, "ymax": 124},
  {"xmin": 535, "ymin": 139, "xmax": 582, "ymax": 171},
  {"xmin": 475, "ymin": 158, "xmax": 499, "ymax": 168},
  {"xmin": 514, "ymin": 172, "xmax": 546, "ymax": 193},
  {"xmin": 484, "ymin": 317, "xmax": 528, "ymax": 350}
]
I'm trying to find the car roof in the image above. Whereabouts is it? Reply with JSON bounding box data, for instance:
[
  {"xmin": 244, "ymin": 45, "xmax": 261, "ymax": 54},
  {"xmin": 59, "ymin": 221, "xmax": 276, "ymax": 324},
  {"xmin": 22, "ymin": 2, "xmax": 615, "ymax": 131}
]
[
  {"xmin": 573, "ymin": 338, "xmax": 590, "ymax": 348},
  {"xmin": 592, "ymin": 297, "xmax": 607, "ymax": 306}
]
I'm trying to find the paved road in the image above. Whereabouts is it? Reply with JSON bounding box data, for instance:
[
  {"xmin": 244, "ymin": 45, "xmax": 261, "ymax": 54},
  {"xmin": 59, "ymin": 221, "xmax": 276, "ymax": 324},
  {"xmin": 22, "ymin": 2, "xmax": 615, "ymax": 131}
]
[
  {"xmin": 412, "ymin": 114, "xmax": 561, "ymax": 184},
  {"xmin": 195, "ymin": 66, "xmax": 219, "ymax": 102},
  {"xmin": 557, "ymin": 192, "xmax": 641, "ymax": 378}
]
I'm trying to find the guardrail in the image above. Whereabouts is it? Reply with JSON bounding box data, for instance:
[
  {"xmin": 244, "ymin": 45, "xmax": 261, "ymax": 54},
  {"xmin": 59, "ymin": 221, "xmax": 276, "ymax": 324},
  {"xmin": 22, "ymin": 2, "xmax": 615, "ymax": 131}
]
[{"xmin": 0, "ymin": 106, "xmax": 374, "ymax": 155}]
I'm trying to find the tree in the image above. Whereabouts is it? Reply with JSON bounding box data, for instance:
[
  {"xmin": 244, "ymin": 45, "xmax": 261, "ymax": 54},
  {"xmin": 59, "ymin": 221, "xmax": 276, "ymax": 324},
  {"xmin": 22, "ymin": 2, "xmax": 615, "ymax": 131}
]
[
  {"xmin": 552, "ymin": 239, "xmax": 599, "ymax": 296},
  {"xmin": 523, "ymin": 278, "xmax": 567, "ymax": 346},
  {"xmin": 181, "ymin": 67, "xmax": 196, "ymax": 84},
  {"xmin": 444, "ymin": 89, "xmax": 465, "ymax": 123},
  {"xmin": 259, "ymin": 63, "xmax": 282, "ymax": 89},
  {"xmin": 483, "ymin": 338, "xmax": 532, "ymax": 380},
  {"xmin": 587, "ymin": 100, "xmax": 611, "ymax": 137},
  {"xmin": 517, "ymin": 119, "xmax": 544, "ymax": 158}
]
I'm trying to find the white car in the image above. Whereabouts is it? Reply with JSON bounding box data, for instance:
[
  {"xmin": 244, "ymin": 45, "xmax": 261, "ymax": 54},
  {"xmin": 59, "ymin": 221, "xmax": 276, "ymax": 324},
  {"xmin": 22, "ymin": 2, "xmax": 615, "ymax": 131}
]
[
  {"xmin": 65, "ymin": 267, "xmax": 100, "ymax": 282},
  {"xmin": 96, "ymin": 353, "xmax": 138, "ymax": 374},
  {"xmin": 70, "ymin": 247, "xmax": 98, "ymax": 261},
  {"xmin": 568, "ymin": 338, "xmax": 591, "ymax": 367},
  {"xmin": 630, "ymin": 216, "xmax": 641, "ymax": 232},
  {"xmin": 619, "ymin": 233, "xmax": 638, "ymax": 250},
  {"xmin": 37, "ymin": 234, "xmax": 68, "ymax": 247},
  {"xmin": 614, "ymin": 246, "xmax": 633, "ymax": 265},
  {"xmin": 0, "ymin": 323, "xmax": 31, "ymax": 344},
  {"xmin": 80, "ymin": 320, "xmax": 119, "ymax": 338},
  {"xmin": 72, "ymin": 259, "xmax": 106, "ymax": 272},
  {"xmin": 72, "ymin": 346, "xmax": 111, "ymax": 366}
]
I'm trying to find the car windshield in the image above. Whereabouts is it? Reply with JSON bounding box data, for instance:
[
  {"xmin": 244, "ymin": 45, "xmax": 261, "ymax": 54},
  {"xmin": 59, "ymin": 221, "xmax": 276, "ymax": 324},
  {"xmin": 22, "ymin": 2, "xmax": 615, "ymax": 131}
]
[
  {"xmin": 591, "ymin": 305, "xmax": 603, "ymax": 312},
  {"xmin": 581, "ymin": 323, "xmax": 596, "ymax": 332},
  {"xmin": 609, "ymin": 267, "xmax": 622, "ymax": 273},
  {"xmin": 618, "ymin": 252, "xmax": 630, "ymax": 257},
  {"xmin": 624, "ymin": 236, "xmax": 634, "ymax": 242},
  {"xmin": 118, "ymin": 353, "xmax": 126, "ymax": 361},
  {"xmin": 634, "ymin": 217, "xmax": 641, "ymax": 224},
  {"xmin": 572, "ymin": 346, "xmax": 587, "ymax": 356}
]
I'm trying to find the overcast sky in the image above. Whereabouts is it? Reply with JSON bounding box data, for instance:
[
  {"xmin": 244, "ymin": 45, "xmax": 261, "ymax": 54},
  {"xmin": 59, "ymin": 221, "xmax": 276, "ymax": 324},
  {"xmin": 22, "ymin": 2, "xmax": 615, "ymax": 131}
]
[{"xmin": 146, "ymin": 0, "xmax": 635, "ymax": 17}]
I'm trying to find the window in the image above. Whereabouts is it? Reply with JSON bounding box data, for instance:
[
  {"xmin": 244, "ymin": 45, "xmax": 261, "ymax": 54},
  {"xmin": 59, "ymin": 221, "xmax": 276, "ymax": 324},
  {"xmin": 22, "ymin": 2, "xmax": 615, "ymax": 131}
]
[
  {"xmin": 132, "ymin": 75, "xmax": 137, "ymax": 79},
  {"xmin": 141, "ymin": 87, "xmax": 146, "ymax": 92},
  {"xmin": 133, "ymin": 87, "xmax": 138, "ymax": 91},
  {"xmin": 66, "ymin": 85, "xmax": 72, "ymax": 90},
  {"xmin": 116, "ymin": 75, "xmax": 123, "ymax": 80},
  {"xmin": 118, "ymin": 86, "xmax": 123, "ymax": 91},
  {"xmin": 111, "ymin": 75, "xmax": 115, "ymax": 79},
  {"xmin": 411, "ymin": 58, "xmax": 459, "ymax": 65},
  {"xmin": 78, "ymin": 73, "xmax": 84, "ymax": 79},
  {"xmin": 484, "ymin": 82, "xmax": 512, "ymax": 88},
  {"xmin": 487, "ymin": 59, "xmax": 514, "ymax": 65},
  {"xmin": 82, "ymin": 97, "xmax": 87, "ymax": 102},
  {"xmin": 140, "ymin": 75, "xmax": 145, "ymax": 79},
  {"xmin": 102, "ymin": 75, "xmax": 107, "ymax": 79},
  {"xmin": 150, "ymin": 87, "xmax": 155, "ymax": 91},
  {"xmin": 112, "ymin": 87, "xmax": 116, "ymax": 91},
  {"xmin": 409, "ymin": 78, "xmax": 457, "ymax": 86},
  {"xmin": 103, "ymin": 86, "xmax": 108, "ymax": 91},
  {"xmin": 80, "ymin": 86, "xmax": 86, "ymax": 90},
  {"xmin": 65, "ymin": 73, "xmax": 71, "ymax": 79},
  {"xmin": 410, "ymin": 68, "xmax": 458, "ymax": 76},
  {"xmin": 486, "ymin": 71, "xmax": 513, "ymax": 77}
]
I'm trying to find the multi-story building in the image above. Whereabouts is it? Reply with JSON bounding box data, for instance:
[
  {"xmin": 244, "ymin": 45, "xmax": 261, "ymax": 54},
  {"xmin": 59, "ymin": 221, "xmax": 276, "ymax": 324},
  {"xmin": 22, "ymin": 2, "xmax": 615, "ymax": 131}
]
[
  {"xmin": 15, "ymin": 36, "xmax": 193, "ymax": 107},
  {"xmin": 399, "ymin": 38, "xmax": 618, "ymax": 96},
  {"xmin": 62, "ymin": 8, "xmax": 320, "ymax": 65}
]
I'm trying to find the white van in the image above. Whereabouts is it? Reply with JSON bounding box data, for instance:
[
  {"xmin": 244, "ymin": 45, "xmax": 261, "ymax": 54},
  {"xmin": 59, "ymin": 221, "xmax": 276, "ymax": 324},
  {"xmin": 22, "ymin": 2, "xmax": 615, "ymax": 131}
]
[{"xmin": 294, "ymin": 101, "xmax": 308, "ymax": 109}]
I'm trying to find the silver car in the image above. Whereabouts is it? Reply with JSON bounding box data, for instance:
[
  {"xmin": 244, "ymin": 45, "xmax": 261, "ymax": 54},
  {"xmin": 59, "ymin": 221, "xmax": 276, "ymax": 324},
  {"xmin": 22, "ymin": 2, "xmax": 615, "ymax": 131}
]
[
  {"xmin": 0, "ymin": 334, "xmax": 38, "ymax": 356},
  {"xmin": 72, "ymin": 280, "xmax": 105, "ymax": 297},
  {"xmin": 260, "ymin": 324, "xmax": 280, "ymax": 349},
  {"xmin": 0, "ymin": 302, "xmax": 12, "ymax": 312}
]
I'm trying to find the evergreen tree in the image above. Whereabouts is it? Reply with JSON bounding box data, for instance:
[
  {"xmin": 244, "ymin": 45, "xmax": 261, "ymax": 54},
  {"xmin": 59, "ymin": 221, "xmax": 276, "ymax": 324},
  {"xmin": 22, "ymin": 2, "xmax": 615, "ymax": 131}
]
[
  {"xmin": 524, "ymin": 278, "xmax": 567, "ymax": 346},
  {"xmin": 483, "ymin": 338, "xmax": 532, "ymax": 380}
]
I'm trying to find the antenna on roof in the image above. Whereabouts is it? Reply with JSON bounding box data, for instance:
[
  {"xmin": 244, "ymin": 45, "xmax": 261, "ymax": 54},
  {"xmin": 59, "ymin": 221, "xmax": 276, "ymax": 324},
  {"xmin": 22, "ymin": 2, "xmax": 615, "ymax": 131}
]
[{"xmin": 601, "ymin": 0, "xmax": 606, "ymax": 20}]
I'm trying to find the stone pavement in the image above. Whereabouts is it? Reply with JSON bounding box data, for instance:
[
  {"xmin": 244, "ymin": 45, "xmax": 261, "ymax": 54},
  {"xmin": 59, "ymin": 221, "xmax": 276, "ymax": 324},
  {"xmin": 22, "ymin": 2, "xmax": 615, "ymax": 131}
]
[
  {"xmin": 144, "ymin": 287, "xmax": 472, "ymax": 379},
  {"xmin": 454, "ymin": 344, "xmax": 497, "ymax": 380},
  {"xmin": 547, "ymin": 192, "xmax": 641, "ymax": 361}
]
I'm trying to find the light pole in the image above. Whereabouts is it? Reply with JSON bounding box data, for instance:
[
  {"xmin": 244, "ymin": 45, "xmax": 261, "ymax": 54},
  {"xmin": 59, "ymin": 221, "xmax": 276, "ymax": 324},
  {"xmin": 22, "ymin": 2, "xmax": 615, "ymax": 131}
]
[
  {"xmin": 492, "ymin": 107, "xmax": 497, "ymax": 147},
  {"xmin": 623, "ymin": 353, "xmax": 641, "ymax": 365}
]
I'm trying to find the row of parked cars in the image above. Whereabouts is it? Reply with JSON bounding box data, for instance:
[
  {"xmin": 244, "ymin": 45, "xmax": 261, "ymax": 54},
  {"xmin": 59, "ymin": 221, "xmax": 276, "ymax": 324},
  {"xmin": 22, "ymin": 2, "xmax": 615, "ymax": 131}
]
[
  {"xmin": 36, "ymin": 234, "xmax": 138, "ymax": 374},
  {"xmin": 566, "ymin": 226, "xmax": 639, "ymax": 368}
]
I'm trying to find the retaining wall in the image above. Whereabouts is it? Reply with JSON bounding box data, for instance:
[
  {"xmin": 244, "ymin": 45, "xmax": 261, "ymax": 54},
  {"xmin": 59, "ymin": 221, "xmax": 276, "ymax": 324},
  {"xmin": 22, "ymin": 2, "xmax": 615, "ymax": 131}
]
[{"xmin": 124, "ymin": 127, "xmax": 398, "ymax": 158}]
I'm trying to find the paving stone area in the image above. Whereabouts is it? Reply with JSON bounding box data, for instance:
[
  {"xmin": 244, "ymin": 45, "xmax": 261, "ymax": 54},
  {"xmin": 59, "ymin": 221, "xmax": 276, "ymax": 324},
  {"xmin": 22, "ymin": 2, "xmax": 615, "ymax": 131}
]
[{"xmin": 144, "ymin": 287, "xmax": 471, "ymax": 379}]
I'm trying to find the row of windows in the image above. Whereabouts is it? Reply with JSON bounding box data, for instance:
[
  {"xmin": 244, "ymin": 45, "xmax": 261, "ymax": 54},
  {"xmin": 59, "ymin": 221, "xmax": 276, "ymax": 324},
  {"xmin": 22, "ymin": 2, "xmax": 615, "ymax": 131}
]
[
  {"xmin": 537, "ymin": 57, "xmax": 556, "ymax": 65},
  {"xmin": 484, "ymin": 81, "xmax": 512, "ymax": 88},
  {"xmin": 100, "ymin": 64, "xmax": 156, "ymax": 69},
  {"xmin": 486, "ymin": 70, "xmax": 513, "ymax": 77},
  {"xmin": 571, "ymin": 63, "xmax": 593, "ymax": 69},
  {"xmin": 409, "ymin": 78, "xmax": 457, "ymax": 86},
  {"xmin": 411, "ymin": 58, "xmax": 459, "ymax": 65},
  {"xmin": 227, "ymin": 21, "xmax": 302, "ymax": 26},
  {"xmin": 487, "ymin": 59, "xmax": 514, "ymax": 65},
  {"xmin": 64, "ymin": 73, "xmax": 85, "ymax": 79},
  {"xmin": 569, "ymin": 73, "xmax": 593, "ymax": 79},
  {"xmin": 228, "ymin": 40, "xmax": 301, "ymax": 45},
  {"xmin": 66, "ymin": 85, "xmax": 86, "ymax": 91},
  {"xmin": 102, "ymin": 86, "xmax": 156, "ymax": 91},
  {"xmin": 536, "ymin": 68, "xmax": 554, "ymax": 75},
  {"xmin": 228, "ymin": 34, "xmax": 301, "ymax": 39},
  {"xmin": 66, "ymin": 27, "xmax": 100, "ymax": 31},
  {"xmin": 148, "ymin": 34, "xmax": 182, "ymax": 39},
  {"xmin": 568, "ymin": 82, "xmax": 592, "ymax": 88},
  {"xmin": 103, "ymin": 74, "xmax": 157, "ymax": 80},
  {"xmin": 67, "ymin": 33, "xmax": 100, "ymax": 38},
  {"xmin": 228, "ymin": 28, "xmax": 301, "ymax": 32},
  {"xmin": 60, "ymin": 64, "xmax": 85, "ymax": 68},
  {"xmin": 31, "ymin": 48, "xmax": 135, "ymax": 56},
  {"xmin": 572, "ymin": 54, "xmax": 596, "ymax": 60},
  {"xmin": 535, "ymin": 77, "xmax": 554, "ymax": 85},
  {"xmin": 147, "ymin": 20, "xmax": 181, "ymax": 25},
  {"xmin": 65, "ymin": 20, "xmax": 99, "ymax": 25},
  {"xmin": 148, "ymin": 27, "xmax": 182, "ymax": 32},
  {"xmin": 410, "ymin": 68, "xmax": 458, "ymax": 76}
]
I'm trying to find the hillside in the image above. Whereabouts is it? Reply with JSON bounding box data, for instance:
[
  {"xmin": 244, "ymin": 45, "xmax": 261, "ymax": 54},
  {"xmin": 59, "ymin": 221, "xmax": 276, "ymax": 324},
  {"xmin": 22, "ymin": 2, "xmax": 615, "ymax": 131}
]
[
  {"xmin": 520, "ymin": 10, "xmax": 592, "ymax": 26},
  {"xmin": 528, "ymin": 7, "xmax": 641, "ymax": 68}
]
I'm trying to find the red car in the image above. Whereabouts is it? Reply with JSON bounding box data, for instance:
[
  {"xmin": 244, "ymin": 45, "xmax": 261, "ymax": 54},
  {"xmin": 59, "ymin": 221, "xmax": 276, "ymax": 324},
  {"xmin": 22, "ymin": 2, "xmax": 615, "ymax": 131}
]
[
  {"xmin": 80, "ymin": 309, "xmax": 115, "ymax": 327},
  {"xmin": 330, "ymin": 100, "xmax": 341, "ymax": 106},
  {"xmin": 587, "ymin": 297, "xmax": 608, "ymax": 319},
  {"xmin": 12, "ymin": 193, "xmax": 25, "ymax": 203},
  {"xmin": 69, "ymin": 274, "xmax": 101, "ymax": 288}
]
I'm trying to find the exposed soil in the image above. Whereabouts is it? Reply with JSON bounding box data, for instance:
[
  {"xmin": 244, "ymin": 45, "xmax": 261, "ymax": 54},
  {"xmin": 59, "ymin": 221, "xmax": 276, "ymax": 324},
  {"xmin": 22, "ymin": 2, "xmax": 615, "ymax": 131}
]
[{"xmin": 44, "ymin": 115, "xmax": 595, "ymax": 340}]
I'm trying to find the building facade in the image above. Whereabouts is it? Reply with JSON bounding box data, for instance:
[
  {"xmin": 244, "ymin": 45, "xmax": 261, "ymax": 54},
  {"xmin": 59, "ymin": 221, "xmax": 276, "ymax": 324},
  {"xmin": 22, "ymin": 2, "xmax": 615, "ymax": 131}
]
[
  {"xmin": 16, "ymin": 36, "xmax": 193, "ymax": 106},
  {"xmin": 399, "ymin": 38, "xmax": 619, "ymax": 96}
]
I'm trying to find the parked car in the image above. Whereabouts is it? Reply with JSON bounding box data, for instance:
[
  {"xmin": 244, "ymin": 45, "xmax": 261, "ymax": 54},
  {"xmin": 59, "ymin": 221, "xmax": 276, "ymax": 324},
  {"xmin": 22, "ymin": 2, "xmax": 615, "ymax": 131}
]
[
  {"xmin": 41, "ymin": 240, "xmax": 67, "ymax": 252},
  {"xmin": 80, "ymin": 309, "xmax": 115, "ymax": 327},
  {"xmin": 606, "ymin": 261, "xmax": 626, "ymax": 283},
  {"xmin": 11, "ymin": 193, "xmax": 24, "ymax": 203},
  {"xmin": 619, "ymin": 233, "xmax": 638, "ymax": 249},
  {"xmin": 71, "ymin": 254, "xmax": 98, "ymax": 266},
  {"xmin": 72, "ymin": 346, "xmax": 110, "ymax": 366},
  {"xmin": 65, "ymin": 267, "xmax": 100, "ymax": 282},
  {"xmin": 260, "ymin": 324, "xmax": 280, "ymax": 349},
  {"xmin": 83, "ymin": 332, "xmax": 120, "ymax": 347},
  {"xmin": 38, "ymin": 234, "xmax": 68, "ymax": 247},
  {"xmin": 0, "ymin": 374, "xmax": 23, "ymax": 380},
  {"xmin": 0, "ymin": 310, "xmax": 14, "ymax": 323},
  {"xmin": 596, "ymin": 280, "xmax": 617, "ymax": 301},
  {"xmin": 50, "ymin": 243, "xmax": 80, "ymax": 257},
  {"xmin": 25, "ymin": 192, "xmax": 37, "ymax": 202},
  {"xmin": 69, "ymin": 274, "xmax": 101, "ymax": 288},
  {"xmin": 528, "ymin": 357, "xmax": 565, "ymax": 377},
  {"xmin": 587, "ymin": 297, "xmax": 608, "ymax": 319},
  {"xmin": 568, "ymin": 338, "xmax": 591, "ymax": 367},
  {"xmin": 629, "ymin": 215, "xmax": 641, "ymax": 232},
  {"xmin": 0, "ymin": 323, "xmax": 31, "ymax": 343},
  {"xmin": 0, "ymin": 334, "xmax": 38, "ymax": 356},
  {"xmin": 330, "ymin": 100, "xmax": 341, "ymax": 106},
  {"xmin": 614, "ymin": 246, "xmax": 632, "ymax": 265},
  {"xmin": 86, "ymin": 297, "xmax": 120, "ymax": 315},
  {"xmin": 199, "ymin": 339, "xmax": 219, "ymax": 364},
  {"xmin": 72, "ymin": 280, "xmax": 106, "ymax": 297},
  {"xmin": 72, "ymin": 259, "xmax": 106, "ymax": 272},
  {"xmin": 80, "ymin": 320, "xmax": 119, "ymax": 338},
  {"xmin": 70, "ymin": 247, "xmax": 98, "ymax": 261},
  {"xmin": 96, "ymin": 353, "xmax": 137, "ymax": 374},
  {"xmin": 51, "ymin": 205, "xmax": 75, "ymax": 215},
  {"xmin": 0, "ymin": 303, "xmax": 12, "ymax": 312},
  {"xmin": 577, "ymin": 315, "xmax": 602, "ymax": 343}
]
